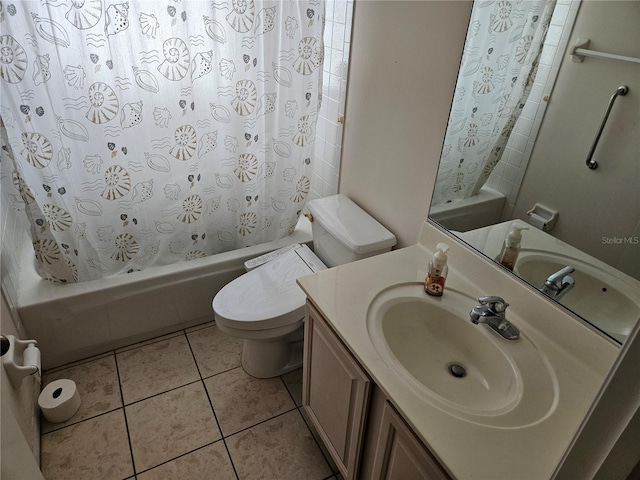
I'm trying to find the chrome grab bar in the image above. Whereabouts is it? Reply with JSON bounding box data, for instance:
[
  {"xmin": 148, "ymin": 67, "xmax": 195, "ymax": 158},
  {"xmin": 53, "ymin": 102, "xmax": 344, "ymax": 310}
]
[{"xmin": 585, "ymin": 85, "xmax": 628, "ymax": 170}]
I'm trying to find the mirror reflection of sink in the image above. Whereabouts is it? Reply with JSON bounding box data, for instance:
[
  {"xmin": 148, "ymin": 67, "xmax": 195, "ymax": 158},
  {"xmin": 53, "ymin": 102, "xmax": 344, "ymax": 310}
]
[
  {"xmin": 366, "ymin": 283, "xmax": 557, "ymax": 428},
  {"xmin": 515, "ymin": 252, "xmax": 640, "ymax": 343}
]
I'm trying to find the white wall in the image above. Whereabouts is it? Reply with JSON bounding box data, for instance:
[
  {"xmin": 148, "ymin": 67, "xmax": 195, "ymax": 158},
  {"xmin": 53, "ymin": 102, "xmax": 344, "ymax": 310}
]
[
  {"xmin": 338, "ymin": 0, "xmax": 473, "ymax": 248},
  {"xmin": 512, "ymin": 0, "xmax": 640, "ymax": 278}
]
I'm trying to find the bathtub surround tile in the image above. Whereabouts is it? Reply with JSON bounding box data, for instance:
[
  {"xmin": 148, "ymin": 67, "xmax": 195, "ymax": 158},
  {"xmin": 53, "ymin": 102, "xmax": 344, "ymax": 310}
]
[
  {"xmin": 136, "ymin": 441, "xmax": 237, "ymax": 480},
  {"xmin": 41, "ymin": 354, "xmax": 122, "ymax": 433},
  {"xmin": 117, "ymin": 334, "xmax": 200, "ymax": 404},
  {"xmin": 226, "ymin": 410, "xmax": 332, "ymax": 480},
  {"xmin": 187, "ymin": 324, "xmax": 243, "ymax": 378},
  {"xmin": 204, "ymin": 367, "xmax": 295, "ymax": 436},
  {"xmin": 281, "ymin": 368, "xmax": 303, "ymax": 406},
  {"xmin": 41, "ymin": 409, "xmax": 133, "ymax": 480},
  {"xmin": 126, "ymin": 382, "xmax": 221, "ymax": 472}
]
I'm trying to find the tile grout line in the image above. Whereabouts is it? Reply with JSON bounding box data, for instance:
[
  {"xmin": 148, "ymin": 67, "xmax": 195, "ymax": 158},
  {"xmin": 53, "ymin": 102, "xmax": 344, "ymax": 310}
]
[
  {"xmin": 42, "ymin": 350, "xmax": 115, "ymax": 376},
  {"xmin": 42, "ymin": 322, "xmax": 207, "ymax": 375},
  {"xmin": 279, "ymin": 366, "xmax": 337, "ymax": 477},
  {"xmin": 42, "ymin": 324, "xmax": 333, "ymax": 478},
  {"xmin": 113, "ymin": 351, "xmax": 139, "ymax": 477},
  {"xmin": 295, "ymin": 405, "xmax": 340, "ymax": 477},
  {"xmin": 122, "ymin": 378, "xmax": 202, "ymax": 408},
  {"xmin": 223, "ymin": 405, "xmax": 300, "ymax": 439},
  {"xmin": 132, "ymin": 439, "xmax": 227, "ymax": 478},
  {"xmin": 40, "ymin": 350, "xmax": 120, "ymax": 436},
  {"xmin": 40, "ymin": 405, "xmax": 122, "ymax": 436},
  {"xmin": 185, "ymin": 328, "xmax": 241, "ymax": 480}
]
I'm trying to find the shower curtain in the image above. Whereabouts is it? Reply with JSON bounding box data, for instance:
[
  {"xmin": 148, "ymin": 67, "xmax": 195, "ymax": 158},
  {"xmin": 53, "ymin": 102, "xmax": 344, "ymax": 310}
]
[
  {"xmin": 431, "ymin": 0, "xmax": 555, "ymax": 207},
  {"xmin": 0, "ymin": 0, "xmax": 324, "ymax": 283}
]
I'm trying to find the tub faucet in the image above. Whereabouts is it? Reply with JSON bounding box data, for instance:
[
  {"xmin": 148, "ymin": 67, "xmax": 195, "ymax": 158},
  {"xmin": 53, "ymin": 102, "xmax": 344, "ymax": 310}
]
[
  {"xmin": 469, "ymin": 296, "xmax": 520, "ymax": 341},
  {"xmin": 540, "ymin": 266, "xmax": 575, "ymax": 301}
]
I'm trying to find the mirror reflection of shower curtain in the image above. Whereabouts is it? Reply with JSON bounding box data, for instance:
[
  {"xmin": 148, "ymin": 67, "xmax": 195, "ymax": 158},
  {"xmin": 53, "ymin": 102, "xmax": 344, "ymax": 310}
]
[
  {"xmin": 0, "ymin": 0, "xmax": 325, "ymax": 283},
  {"xmin": 432, "ymin": 0, "xmax": 555, "ymax": 207}
]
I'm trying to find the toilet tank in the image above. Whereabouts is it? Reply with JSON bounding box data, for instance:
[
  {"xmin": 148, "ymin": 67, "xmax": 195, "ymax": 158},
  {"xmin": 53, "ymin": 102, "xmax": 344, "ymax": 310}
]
[{"xmin": 306, "ymin": 194, "xmax": 396, "ymax": 267}]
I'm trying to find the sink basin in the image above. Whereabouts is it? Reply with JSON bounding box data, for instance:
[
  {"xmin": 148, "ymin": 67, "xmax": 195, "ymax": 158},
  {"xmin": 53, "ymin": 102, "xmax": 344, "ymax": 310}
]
[
  {"xmin": 367, "ymin": 283, "xmax": 557, "ymax": 427},
  {"xmin": 515, "ymin": 252, "xmax": 640, "ymax": 343}
]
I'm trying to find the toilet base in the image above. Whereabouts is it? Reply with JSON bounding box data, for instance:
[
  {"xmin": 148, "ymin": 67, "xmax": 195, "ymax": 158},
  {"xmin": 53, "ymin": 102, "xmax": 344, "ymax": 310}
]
[{"xmin": 241, "ymin": 327, "xmax": 304, "ymax": 378}]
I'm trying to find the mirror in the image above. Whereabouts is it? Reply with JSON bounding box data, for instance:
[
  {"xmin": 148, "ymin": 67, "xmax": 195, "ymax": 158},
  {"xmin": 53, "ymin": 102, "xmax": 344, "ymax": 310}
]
[{"xmin": 428, "ymin": 0, "xmax": 640, "ymax": 344}]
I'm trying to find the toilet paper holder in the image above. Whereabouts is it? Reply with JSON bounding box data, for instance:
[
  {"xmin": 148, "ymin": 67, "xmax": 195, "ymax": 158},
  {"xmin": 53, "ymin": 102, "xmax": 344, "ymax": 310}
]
[
  {"xmin": 2, "ymin": 335, "xmax": 41, "ymax": 387},
  {"xmin": 527, "ymin": 203, "xmax": 558, "ymax": 231}
]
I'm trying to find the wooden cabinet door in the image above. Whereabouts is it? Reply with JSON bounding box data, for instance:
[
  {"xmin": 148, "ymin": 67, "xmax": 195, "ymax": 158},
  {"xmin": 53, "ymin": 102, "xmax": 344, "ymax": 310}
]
[
  {"xmin": 303, "ymin": 301, "xmax": 371, "ymax": 480},
  {"xmin": 370, "ymin": 401, "xmax": 449, "ymax": 480}
]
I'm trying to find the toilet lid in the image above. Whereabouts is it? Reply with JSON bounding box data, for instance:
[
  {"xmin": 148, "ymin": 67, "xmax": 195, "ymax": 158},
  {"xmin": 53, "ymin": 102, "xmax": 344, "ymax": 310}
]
[{"xmin": 212, "ymin": 244, "xmax": 326, "ymax": 331}]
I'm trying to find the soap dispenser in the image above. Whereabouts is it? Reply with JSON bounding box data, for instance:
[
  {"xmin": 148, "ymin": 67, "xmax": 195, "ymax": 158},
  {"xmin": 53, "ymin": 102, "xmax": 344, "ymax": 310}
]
[
  {"xmin": 425, "ymin": 243, "xmax": 449, "ymax": 296},
  {"xmin": 496, "ymin": 224, "xmax": 529, "ymax": 271}
]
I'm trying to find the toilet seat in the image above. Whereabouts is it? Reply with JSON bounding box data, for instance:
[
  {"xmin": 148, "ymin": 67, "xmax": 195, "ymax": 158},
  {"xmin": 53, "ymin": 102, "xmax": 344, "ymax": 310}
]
[{"xmin": 213, "ymin": 244, "xmax": 326, "ymax": 331}]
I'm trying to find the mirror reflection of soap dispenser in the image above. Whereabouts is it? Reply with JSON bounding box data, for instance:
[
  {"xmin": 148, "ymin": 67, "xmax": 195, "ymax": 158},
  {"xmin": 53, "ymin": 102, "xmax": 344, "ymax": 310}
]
[
  {"xmin": 425, "ymin": 243, "xmax": 449, "ymax": 296},
  {"xmin": 496, "ymin": 224, "xmax": 528, "ymax": 271}
]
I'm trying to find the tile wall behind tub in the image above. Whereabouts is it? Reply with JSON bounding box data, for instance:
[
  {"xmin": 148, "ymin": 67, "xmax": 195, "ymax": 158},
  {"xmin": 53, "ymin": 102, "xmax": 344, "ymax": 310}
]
[{"xmin": 310, "ymin": 0, "xmax": 354, "ymax": 200}]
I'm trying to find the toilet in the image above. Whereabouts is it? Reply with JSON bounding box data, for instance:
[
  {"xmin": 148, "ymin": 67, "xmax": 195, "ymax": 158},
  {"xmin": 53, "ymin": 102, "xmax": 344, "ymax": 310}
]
[{"xmin": 212, "ymin": 194, "xmax": 396, "ymax": 378}]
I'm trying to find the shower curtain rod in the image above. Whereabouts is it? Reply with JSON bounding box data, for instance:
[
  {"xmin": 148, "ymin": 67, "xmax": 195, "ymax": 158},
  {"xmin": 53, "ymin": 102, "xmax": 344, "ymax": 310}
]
[{"xmin": 571, "ymin": 38, "xmax": 640, "ymax": 65}]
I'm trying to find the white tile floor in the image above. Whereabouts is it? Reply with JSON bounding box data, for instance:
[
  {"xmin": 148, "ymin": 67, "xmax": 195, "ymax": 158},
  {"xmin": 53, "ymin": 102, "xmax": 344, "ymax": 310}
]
[{"xmin": 40, "ymin": 321, "xmax": 341, "ymax": 480}]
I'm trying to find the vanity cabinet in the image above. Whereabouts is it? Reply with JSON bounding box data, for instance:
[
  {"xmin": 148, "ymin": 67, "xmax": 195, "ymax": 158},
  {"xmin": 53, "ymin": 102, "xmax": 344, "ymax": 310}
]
[
  {"xmin": 303, "ymin": 301, "xmax": 450, "ymax": 480},
  {"xmin": 302, "ymin": 301, "xmax": 371, "ymax": 479},
  {"xmin": 363, "ymin": 389, "xmax": 450, "ymax": 480}
]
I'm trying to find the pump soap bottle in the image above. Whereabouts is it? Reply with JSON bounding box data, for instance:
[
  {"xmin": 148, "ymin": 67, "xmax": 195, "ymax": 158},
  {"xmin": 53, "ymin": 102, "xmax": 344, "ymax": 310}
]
[
  {"xmin": 425, "ymin": 243, "xmax": 449, "ymax": 297},
  {"xmin": 496, "ymin": 224, "xmax": 529, "ymax": 271}
]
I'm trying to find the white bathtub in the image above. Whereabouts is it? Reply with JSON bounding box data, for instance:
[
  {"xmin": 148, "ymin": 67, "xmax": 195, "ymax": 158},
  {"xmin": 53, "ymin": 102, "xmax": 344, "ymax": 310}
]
[
  {"xmin": 16, "ymin": 218, "xmax": 312, "ymax": 370},
  {"xmin": 429, "ymin": 187, "xmax": 506, "ymax": 232}
]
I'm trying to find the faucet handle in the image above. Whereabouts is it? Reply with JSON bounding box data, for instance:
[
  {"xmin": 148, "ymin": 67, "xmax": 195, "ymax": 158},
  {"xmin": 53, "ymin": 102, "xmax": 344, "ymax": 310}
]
[
  {"xmin": 478, "ymin": 296, "xmax": 509, "ymax": 313},
  {"xmin": 546, "ymin": 266, "xmax": 575, "ymax": 286}
]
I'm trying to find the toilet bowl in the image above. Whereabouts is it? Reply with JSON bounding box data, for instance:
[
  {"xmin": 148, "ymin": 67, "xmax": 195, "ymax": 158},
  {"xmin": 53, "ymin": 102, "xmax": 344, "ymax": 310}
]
[
  {"xmin": 212, "ymin": 194, "xmax": 396, "ymax": 378},
  {"xmin": 213, "ymin": 244, "xmax": 326, "ymax": 378}
]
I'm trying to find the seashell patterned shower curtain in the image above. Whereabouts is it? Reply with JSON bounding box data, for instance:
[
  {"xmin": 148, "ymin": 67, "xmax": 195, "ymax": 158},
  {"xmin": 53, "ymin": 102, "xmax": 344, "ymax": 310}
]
[
  {"xmin": 0, "ymin": 0, "xmax": 324, "ymax": 283},
  {"xmin": 431, "ymin": 0, "xmax": 554, "ymax": 207}
]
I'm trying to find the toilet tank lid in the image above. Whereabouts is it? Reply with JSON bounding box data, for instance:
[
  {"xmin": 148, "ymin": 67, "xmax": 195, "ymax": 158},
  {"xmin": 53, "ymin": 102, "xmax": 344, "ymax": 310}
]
[{"xmin": 307, "ymin": 194, "xmax": 397, "ymax": 254}]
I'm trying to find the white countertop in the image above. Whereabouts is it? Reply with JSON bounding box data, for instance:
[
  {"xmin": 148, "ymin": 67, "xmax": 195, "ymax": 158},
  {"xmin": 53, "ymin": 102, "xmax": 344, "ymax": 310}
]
[{"xmin": 297, "ymin": 222, "xmax": 620, "ymax": 480}]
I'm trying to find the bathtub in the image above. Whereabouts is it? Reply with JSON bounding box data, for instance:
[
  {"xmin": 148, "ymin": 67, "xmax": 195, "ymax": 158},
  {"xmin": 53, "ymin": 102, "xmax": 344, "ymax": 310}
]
[
  {"xmin": 429, "ymin": 187, "xmax": 507, "ymax": 232},
  {"xmin": 16, "ymin": 217, "xmax": 312, "ymax": 370}
]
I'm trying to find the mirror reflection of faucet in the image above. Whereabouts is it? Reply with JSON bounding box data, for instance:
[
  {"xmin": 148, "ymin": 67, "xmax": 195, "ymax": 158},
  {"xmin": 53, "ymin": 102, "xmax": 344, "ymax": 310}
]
[
  {"xmin": 469, "ymin": 296, "xmax": 520, "ymax": 341},
  {"xmin": 541, "ymin": 266, "xmax": 575, "ymax": 301}
]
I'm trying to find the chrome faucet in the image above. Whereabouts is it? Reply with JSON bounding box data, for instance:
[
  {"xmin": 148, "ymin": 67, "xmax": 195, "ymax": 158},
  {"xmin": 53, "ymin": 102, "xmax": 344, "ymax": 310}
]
[
  {"xmin": 469, "ymin": 296, "xmax": 520, "ymax": 341},
  {"xmin": 540, "ymin": 266, "xmax": 575, "ymax": 301}
]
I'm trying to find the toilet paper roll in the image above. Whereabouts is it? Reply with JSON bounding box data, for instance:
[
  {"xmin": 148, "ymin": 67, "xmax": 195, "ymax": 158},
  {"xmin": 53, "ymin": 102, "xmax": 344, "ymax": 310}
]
[
  {"xmin": 527, "ymin": 213, "xmax": 547, "ymax": 230},
  {"xmin": 38, "ymin": 379, "xmax": 81, "ymax": 423}
]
